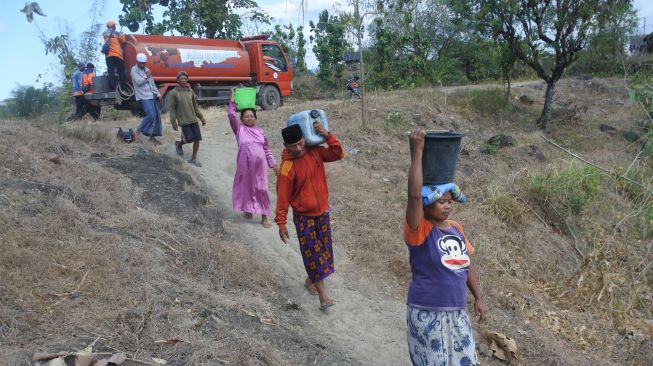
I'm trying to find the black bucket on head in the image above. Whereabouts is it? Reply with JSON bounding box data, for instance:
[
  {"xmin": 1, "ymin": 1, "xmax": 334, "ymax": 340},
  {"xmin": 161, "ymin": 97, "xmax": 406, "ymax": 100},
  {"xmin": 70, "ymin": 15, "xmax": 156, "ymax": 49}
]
[{"xmin": 422, "ymin": 131, "xmax": 464, "ymax": 185}]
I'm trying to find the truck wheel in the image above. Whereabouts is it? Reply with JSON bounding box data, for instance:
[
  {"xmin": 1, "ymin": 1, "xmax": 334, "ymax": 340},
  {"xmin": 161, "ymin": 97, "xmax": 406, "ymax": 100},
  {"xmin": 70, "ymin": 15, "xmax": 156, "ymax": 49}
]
[
  {"xmin": 260, "ymin": 85, "xmax": 281, "ymax": 110},
  {"xmin": 161, "ymin": 90, "xmax": 172, "ymax": 114}
]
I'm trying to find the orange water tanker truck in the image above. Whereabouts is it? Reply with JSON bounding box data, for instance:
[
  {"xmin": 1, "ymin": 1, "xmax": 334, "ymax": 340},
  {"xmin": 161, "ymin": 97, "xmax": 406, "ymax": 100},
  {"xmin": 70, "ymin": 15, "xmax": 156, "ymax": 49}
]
[{"xmin": 87, "ymin": 34, "xmax": 292, "ymax": 112}]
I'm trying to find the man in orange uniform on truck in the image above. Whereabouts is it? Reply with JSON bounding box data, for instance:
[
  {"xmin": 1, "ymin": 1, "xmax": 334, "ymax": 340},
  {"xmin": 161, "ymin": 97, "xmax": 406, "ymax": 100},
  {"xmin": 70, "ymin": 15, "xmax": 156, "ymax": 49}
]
[
  {"xmin": 103, "ymin": 20, "xmax": 127, "ymax": 91},
  {"xmin": 274, "ymin": 123, "xmax": 344, "ymax": 312}
]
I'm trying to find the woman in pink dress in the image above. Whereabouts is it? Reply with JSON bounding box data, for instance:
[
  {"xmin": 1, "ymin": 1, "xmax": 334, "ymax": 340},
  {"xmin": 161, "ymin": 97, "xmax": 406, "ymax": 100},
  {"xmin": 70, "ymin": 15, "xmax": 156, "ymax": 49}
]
[{"xmin": 228, "ymin": 89, "xmax": 278, "ymax": 227}]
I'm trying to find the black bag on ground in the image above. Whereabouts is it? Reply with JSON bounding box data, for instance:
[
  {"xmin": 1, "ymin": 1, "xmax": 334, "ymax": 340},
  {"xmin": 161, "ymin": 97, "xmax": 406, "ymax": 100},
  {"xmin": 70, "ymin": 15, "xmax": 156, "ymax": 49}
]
[{"xmin": 117, "ymin": 128, "xmax": 136, "ymax": 143}]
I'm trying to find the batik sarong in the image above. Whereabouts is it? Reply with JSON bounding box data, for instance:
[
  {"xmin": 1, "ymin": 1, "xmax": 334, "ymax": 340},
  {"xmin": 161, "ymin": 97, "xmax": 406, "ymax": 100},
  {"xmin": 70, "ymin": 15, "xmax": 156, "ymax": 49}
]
[
  {"xmin": 293, "ymin": 211, "xmax": 334, "ymax": 283},
  {"xmin": 407, "ymin": 305, "xmax": 477, "ymax": 366}
]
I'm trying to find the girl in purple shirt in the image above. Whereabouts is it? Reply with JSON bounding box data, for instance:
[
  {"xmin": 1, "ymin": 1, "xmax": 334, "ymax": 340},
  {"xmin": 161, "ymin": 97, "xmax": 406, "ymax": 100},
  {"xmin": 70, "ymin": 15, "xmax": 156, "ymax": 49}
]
[{"xmin": 404, "ymin": 129, "xmax": 486, "ymax": 366}]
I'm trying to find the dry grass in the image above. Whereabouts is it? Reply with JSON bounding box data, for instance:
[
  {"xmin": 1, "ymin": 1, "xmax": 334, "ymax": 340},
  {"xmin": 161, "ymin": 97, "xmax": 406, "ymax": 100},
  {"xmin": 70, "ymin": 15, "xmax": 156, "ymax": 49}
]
[
  {"xmin": 0, "ymin": 119, "xmax": 313, "ymax": 365},
  {"xmin": 480, "ymin": 185, "xmax": 526, "ymax": 225},
  {"xmin": 258, "ymin": 78, "xmax": 651, "ymax": 365},
  {"xmin": 1, "ymin": 77, "xmax": 652, "ymax": 365}
]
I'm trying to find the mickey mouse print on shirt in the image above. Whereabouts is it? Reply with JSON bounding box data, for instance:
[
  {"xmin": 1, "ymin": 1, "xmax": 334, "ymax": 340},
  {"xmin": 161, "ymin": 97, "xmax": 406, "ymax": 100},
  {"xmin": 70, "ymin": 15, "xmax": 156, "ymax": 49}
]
[{"xmin": 437, "ymin": 235, "xmax": 470, "ymax": 271}]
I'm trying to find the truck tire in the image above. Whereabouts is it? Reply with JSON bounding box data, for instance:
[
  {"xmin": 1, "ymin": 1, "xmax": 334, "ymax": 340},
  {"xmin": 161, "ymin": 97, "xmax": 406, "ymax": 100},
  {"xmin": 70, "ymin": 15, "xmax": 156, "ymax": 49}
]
[
  {"xmin": 161, "ymin": 89, "xmax": 172, "ymax": 114},
  {"xmin": 260, "ymin": 85, "xmax": 281, "ymax": 110}
]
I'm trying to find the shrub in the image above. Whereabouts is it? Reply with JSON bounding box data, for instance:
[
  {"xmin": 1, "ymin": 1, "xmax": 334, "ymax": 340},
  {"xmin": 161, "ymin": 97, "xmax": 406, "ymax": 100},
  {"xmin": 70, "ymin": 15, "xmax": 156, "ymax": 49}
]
[
  {"xmin": 530, "ymin": 164, "xmax": 603, "ymax": 215},
  {"xmin": 451, "ymin": 88, "xmax": 512, "ymax": 116},
  {"xmin": 480, "ymin": 185, "xmax": 525, "ymax": 225}
]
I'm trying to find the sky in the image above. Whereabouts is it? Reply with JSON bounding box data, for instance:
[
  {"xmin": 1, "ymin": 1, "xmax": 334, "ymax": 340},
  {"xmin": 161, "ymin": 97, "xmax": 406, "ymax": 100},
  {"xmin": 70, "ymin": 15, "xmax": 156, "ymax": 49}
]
[{"xmin": 0, "ymin": 0, "xmax": 652, "ymax": 101}]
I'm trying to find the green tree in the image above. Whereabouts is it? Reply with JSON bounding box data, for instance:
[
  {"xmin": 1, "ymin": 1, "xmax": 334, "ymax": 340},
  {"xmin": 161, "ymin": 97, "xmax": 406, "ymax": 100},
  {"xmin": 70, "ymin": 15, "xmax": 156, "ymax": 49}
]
[
  {"xmin": 572, "ymin": 1, "xmax": 638, "ymax": 75},
  {"xmin": 2, "ymin": 84, "xmax": 60, "ymax": 118},
  {"xmin": 295, "ymin": 26, "xmax": 308, "ymax": 73},
  {"xmin": 370, "ymin": 0, "xmax": 465, "ymax": 88},
  {"xmin": 19, "ymin": 1, "xmax": 105, "ymax": 119},
  {"xmin": 119, "ymin": 0, "xmax": 270, "ymax": 39},
  {"xmin": 310, "ymin": 10, "xmax": 348, "ymax": 88},
  {"xmin": 453, "ymin": 0, "xmax": 631, "ymax": 130},
  {"xmin": 269, "ymin": 24, "xmax": 307, "ymax": 73}
]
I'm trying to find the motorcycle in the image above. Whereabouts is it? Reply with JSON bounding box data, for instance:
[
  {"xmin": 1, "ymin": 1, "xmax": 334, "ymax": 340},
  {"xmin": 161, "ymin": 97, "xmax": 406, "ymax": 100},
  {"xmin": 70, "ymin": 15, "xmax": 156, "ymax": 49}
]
[{"xmin": 346, "ymin": 79, "xmax": 361, "ymax": 99}]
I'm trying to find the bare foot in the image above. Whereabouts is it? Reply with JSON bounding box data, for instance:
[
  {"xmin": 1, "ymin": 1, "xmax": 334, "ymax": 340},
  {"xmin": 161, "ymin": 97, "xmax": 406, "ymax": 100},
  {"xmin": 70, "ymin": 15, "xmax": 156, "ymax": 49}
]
[
  {"xmin": 150, "ymin": 138, "xmax": 162, "ymax": 145},
  {"xmin": 243, "ymin": 212, "xmax": 253, "ymax": 219},
  {"xmin": 261, "ymin": 216, "xmax": 272, "ymax": 228}
]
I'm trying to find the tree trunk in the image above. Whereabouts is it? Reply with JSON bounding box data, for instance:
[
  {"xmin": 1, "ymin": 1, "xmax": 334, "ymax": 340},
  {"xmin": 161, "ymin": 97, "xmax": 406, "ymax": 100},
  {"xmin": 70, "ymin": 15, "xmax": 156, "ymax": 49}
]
[
  {"xmin": 505, "ymin": 75, "xmax": 511, "ymax": 104},
  {"xmin": 538, "ymin": 80, "xmax": 555, "ymax": 130},
  {"xmin": 358, "ymin": 27, "xmax": 366, "ymax": 128}
]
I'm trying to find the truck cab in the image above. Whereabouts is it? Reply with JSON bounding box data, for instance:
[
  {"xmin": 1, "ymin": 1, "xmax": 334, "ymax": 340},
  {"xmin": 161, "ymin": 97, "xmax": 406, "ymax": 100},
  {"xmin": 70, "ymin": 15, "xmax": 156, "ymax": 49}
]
[{"xmin": 242, "ymin": 36, "xmax": 293, "ymax": 109}]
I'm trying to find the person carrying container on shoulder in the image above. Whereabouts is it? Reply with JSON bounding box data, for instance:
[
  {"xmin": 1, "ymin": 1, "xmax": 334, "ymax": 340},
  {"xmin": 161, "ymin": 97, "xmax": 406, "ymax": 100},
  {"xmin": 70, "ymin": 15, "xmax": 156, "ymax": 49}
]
[
  {"xmin": 274, "ymin": 123, "xmax": 344, "ymax": 312},
  {"xmin": 102, "ymin": 20, "xmax": 127, "ymax": 91}
]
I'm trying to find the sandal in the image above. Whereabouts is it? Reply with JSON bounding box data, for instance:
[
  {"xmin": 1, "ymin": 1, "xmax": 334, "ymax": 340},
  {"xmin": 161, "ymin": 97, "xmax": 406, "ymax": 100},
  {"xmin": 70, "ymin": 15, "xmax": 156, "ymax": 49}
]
[
  {"xmin": 188, "ymin": 159, "xmax": 202, "ymax": 167},
  {"xmin": 319, "ymin": 301, "xmax": 335, "ymax": 311},
  {"xmin": 304, "ymin": 282, "xmax": 318, "ymax": 296}
]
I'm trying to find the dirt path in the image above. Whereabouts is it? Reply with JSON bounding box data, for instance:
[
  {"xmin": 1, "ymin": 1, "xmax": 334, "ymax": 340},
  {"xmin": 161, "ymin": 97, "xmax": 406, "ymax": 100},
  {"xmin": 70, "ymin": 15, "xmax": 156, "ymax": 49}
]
[{"xmin": 183, "ymin": 122, "xmax": 408, "ymax": 364}]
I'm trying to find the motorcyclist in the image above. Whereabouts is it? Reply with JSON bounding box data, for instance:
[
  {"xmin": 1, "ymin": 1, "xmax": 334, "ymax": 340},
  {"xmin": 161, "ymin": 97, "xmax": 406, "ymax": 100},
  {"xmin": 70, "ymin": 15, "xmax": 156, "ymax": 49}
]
[{"xmin": 346, "ymin": 75, "xmax": 361, "ymax": 98}]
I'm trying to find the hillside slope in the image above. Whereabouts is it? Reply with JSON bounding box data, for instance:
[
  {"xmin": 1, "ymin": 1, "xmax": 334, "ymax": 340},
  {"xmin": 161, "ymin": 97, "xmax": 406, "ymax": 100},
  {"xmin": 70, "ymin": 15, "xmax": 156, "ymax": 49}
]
[{"xmin": 1, "ymin": 77, "xmax": 651, "ymax": 366}]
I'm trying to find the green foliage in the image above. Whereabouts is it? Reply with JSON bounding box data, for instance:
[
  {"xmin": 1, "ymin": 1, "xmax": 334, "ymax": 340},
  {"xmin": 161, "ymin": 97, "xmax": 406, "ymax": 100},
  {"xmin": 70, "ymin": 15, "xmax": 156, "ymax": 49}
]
[
  {"xmin": 450, "ymin": 0, "xmax": 631, "ymax": 130},
  {"xmin": 0, "ymin": 84, "xmax": 63, "ymax": 119},
  {"xmin": 270, "ymin": 24, "xmax": 307, "ymax": 73},
  {"xmin": 118, "ymin": 0, "xmax": 270, "ymax": 39},
  {"xmin": 480, "ymin": 143, "xmax": 498, "ymax": 155},
  {"xmin": 444, "ymin": 36, "xmax": 503, "ymax": 82},
  {"xmin": 15, "ymin": 1, "xmax": 104, "ymax": 121},
  {"xmin": 530, "ymin": 165, "xmax": 603, "ymax": 216},
  {"xmin": 369, "ymin": 0, "xmax": 435, "ymax": 89},
  {"xmin": 627, "ymin": 57, "xmax": 653, "ymax": 161},
  {"xmin": 571, "ymin": 1, "xmax": 638, "ymax": 76},
  {"xmin": 310, "ymin": 10, "xmax": 347, "ymax": 89},
  {"xmin": 296, "ymin": 26, "xmax": 308, "ymax": 73}
]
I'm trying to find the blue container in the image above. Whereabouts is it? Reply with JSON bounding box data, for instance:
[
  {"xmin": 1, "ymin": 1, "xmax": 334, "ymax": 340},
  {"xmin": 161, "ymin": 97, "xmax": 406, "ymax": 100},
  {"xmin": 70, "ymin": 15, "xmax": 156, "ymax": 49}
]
[
  {"xmin": 287, "ymin": 109, "xmax": 330, "ymax": 146},
  {"xmin": 422, "ymin": 131, "xmax": 464, "ymax": 185}
]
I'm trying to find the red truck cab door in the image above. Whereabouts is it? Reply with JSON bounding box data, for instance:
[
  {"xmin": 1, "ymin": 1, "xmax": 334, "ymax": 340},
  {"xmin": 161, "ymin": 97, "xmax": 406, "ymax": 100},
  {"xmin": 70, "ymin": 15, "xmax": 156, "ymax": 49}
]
[{"xmin": 249, "ymin": 42, "xmax": 292, "ymax": 97}]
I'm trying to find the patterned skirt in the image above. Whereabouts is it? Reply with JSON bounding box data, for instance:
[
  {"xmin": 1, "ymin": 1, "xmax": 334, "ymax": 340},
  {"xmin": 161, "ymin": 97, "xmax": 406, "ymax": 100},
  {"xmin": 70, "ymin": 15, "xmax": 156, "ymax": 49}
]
[
  {"xmin": 407, "ymin": 305, "xmax": 477, "ymax": 366},
  {"xmin": 292, "ymin": 211, "xmax": 334, "ymax": 283}
]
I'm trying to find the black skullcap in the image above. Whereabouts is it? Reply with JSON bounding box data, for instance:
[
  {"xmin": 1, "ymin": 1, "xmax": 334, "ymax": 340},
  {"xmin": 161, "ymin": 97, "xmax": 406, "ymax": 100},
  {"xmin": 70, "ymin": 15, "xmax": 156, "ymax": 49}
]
[
  {"xmin": 282, "ymin": 124, "xmax": 303, "ymax": 144},
  {"xmin": 176, "ymin": 70, "xmax": 188, "ymax": 80},
  {"xmin": 86, "ymin": 63, "xmax": 94, "ymax": 69}
]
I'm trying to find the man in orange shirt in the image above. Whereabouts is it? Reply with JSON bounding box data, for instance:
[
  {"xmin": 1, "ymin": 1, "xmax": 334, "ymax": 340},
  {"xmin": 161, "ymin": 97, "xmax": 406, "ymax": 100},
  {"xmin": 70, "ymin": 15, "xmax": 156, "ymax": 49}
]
[
  {"xmin": 102, "ymin": 20, "xmax": 127, "ymax": 91},
  {"xmin": 275, "ymin": 123, "xmax": 344, "ymax": 311},
  {"xmin": 80, "ymin": 63, "xmax": 101, "ymax": 120}
]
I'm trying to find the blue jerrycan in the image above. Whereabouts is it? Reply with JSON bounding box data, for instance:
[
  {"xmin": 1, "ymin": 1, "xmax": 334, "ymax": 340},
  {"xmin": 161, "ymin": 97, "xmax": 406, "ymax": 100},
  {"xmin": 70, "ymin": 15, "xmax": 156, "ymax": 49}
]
[{"xmin": 287, "ymin": 109, "xmax": 330, "ymax": 146}]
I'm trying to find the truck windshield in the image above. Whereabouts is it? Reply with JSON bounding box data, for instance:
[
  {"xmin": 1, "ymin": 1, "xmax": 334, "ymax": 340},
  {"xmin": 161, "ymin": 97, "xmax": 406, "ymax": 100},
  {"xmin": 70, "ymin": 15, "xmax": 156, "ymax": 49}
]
[{"xmin": 262, "ymin": 44, "xmax": 288, "ymax": 72}]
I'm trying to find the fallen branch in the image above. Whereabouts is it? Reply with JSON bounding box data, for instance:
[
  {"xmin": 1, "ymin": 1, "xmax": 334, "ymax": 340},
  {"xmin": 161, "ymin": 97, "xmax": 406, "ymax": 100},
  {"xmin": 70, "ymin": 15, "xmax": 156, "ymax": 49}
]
[
  {"xmin": 541, "ymin": 135, "xmax": 652, "ymax": 194},
  {"xmin": 564, "ymin": 217, "xmax": 584, "ymax": 260},
  {"xmin": 154, "ymin": 238, "xmax": 181, "ymax": 255},
  {"xmin": 516, "ymin": 197, "xmax": 548, "ymax": 227},
  {"xmin": 51, "ymin": 270, "xmax": 90, "ymax": 306}
]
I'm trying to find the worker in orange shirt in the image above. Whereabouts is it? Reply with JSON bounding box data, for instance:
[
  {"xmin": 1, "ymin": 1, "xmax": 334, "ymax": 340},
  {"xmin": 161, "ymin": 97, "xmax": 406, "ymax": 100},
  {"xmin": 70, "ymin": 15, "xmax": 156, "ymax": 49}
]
[
  {"xmin": 81, "ymin": 63, "xmax": 101, "ymax": 120},
  {"xmin": 70, "ymin": 62, "xmax": 86, "ymax": 119},
  {"xmin": 102, "ymin": 20, "xmax": 127, "ymax": 91}
]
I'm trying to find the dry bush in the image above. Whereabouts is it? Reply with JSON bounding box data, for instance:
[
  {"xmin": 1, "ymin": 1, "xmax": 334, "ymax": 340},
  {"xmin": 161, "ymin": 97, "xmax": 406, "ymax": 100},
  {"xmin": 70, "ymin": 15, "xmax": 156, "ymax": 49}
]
[
  {"xmin": 59, "ymin": 120, "xmax": 114, "ymax": 143},
  {"xmin": 480, "ymin": 185, "xmax": 525, "ymax": 225}
]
